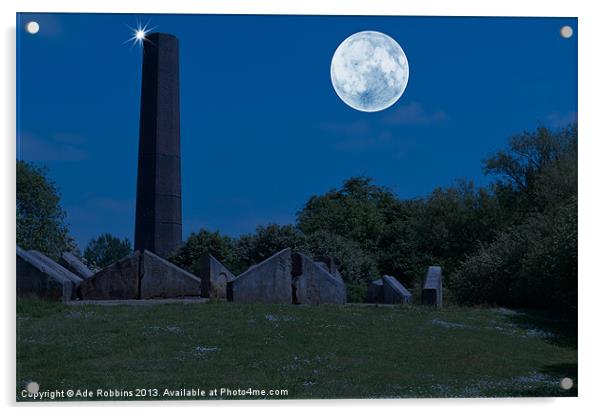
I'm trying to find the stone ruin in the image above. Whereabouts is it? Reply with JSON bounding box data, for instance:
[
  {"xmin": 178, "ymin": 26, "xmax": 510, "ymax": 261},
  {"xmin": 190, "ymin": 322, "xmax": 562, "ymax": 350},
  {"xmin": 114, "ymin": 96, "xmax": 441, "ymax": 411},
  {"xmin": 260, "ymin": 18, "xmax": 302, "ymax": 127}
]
[
  {"xmin": 292, "ymin": 252, "xmax": 347, "ymax": 305},
  {"xmin": 366, "ymin": 267, "xmax": 444, "ymax": 307},
  {"xmin": 59, "ymin": 251, "xmax": 94, "ymax": 279},
  {"xmin": 17, "ymin": 241, "xmax": 443, "ymax": 308},
  {"xmin": 17, "ymin": 246, "xmax": 202, "ymax": 301},
  {"xmin": 366, "ymin": 275, "xmax": 412, "ymax": 305},
  {"xmin": 17, "ymin": 246, "xmax": 78, "ymax": 302},
  {"xmin": 28, "ymin": 250, "xmax": 84, "ymax": 291},
  {"xmin": 79, "ymin": 251, "xmax": 140, "ymax": 300},
  {"xmin": 366, "ymin": 278, "xmax": 384, "ymax": 303},
  {"xmin": 198, "ymin": 253, "xmax": 235, "ymax": 299},
  {"xmin": 421, "ymin": 266, "xmax": 443, "ymax": 307},
  {"xmin": 17, "ymin": 244, "xmax": 349, "ymax": 305},
  {"xmin": 382, "ymin": 275, "xmax": 412, "ymax": 304},
  {"xmin": 227, "ymin": 248, "xmax": 293, "ymax": 304},
  {"xmin": 227, "ymin": 248, "xmax": 347, "ymax": 305},
  {"xmin": 314, "ymin": 256, "xmax": 344, "ymax": 281},
  {"xmin": 79, "ymin": 250, "xmax": 201, "ymax": 300}
]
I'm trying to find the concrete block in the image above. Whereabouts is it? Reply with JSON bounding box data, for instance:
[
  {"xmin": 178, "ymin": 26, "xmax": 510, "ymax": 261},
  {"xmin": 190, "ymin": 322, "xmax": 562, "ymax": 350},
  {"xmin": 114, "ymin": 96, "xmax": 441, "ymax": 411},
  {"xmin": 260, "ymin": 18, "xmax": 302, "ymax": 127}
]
[
  {"xmin": 28, "ymin": 250, "xmax": 83, "ymax": 286},
  {"xmin": 292, "ymin": 252, "xmax": 346, "ymax": 305},
  {"xmin": 140, "ymin": 250, "xmax": 202, "ymax": 298},
  {"xmin": 382, "ymin": 275, "xmax": 412, "ymax": 304},
  {"xmin": 227, "ymin": 248, "xmax": 292, "ymax": 304},
  {"xmin": 366, "ymin": 278, "xmax": 384, "ymax": 303},
  {"xmin": 198, "ymin": 253, "xmax": 235, "ymax": 299},
  {"xmin": 16, "ymin": 246, "xmax": 73, "ymax": 302},
  {"xmin": 422, "ymin": 266, "xmax": 443, "ymax": 307},
  {"xmin": 59, "ymin": 251, "xmax": 94, "ymax": 279},
  {"xmin": 79, "ymin": 252, "xmax": 141, "ymax": 300},
  {"xmin": 314, "ymin": 256, "xmax": 345, "ymax": 283}
]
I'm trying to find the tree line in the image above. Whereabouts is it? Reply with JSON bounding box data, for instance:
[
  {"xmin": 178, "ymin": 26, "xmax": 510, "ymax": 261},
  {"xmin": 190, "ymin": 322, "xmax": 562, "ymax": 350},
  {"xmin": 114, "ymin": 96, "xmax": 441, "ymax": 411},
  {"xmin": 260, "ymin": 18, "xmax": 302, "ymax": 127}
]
[
  {"xmin": 170, "ymin": 124, "xmax": 577, "ymax": 308},
  {"xmin": 17, "ymin": 124, "xmax": 577, "ymax": 309}
]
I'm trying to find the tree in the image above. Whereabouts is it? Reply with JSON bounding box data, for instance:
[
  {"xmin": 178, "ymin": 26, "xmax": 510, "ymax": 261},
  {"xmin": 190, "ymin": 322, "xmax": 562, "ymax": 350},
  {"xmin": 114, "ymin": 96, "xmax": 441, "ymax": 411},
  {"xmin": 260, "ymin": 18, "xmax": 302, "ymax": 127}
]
[
  {"xmin": 16, "ymin": 160, "xmax": 75, "ymax": 258},
  {"xmin": 170, "ymin": 229, "xmax": 236, "ymax": 274},
  {"xmin": 414, "ymin": 181, "xmax": 502, "ymax": 270},
  {"xmin": 306, "ymin": 230, "xmax": 378, "ymax": 284},
  {"xmin": 450, "ymin": 198, "xmax": 577, "ymax": 309},
  {"xmin": 451, "ymin": 124, "xmax": 578, "ymax": 309},
  {"xmin": 232, "ymin": 224, "xmax": 308, "ymax": 273},
  {"xmin": 83, "ymin": 233, "xmax": 132, "ymax": 268},
  {"xmin": 483, "ymin": 124, "xmax": 577, "ymax": 216},
  {"xmin": 170, "ymin": 225, "xmax": 307, "ymax": 275},
  {"xmin": 298, "ymin": 177, "xmax": 396, "ymax": 253},
  {"xmin": 297, "ymin": 176, "xmax": 501, "ymax": 289}
]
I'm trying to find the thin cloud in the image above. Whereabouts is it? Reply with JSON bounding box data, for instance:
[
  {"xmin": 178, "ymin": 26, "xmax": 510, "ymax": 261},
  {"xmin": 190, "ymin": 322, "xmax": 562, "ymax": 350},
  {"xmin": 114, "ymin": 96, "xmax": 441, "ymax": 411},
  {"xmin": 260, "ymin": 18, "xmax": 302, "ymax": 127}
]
[
  {"xmin": 382, "ymin": 102, "xmax": 449, "ymax": 125},
  {"xmin": 546, "ymin": 111, "xmax": 577, "ymax": 128},
  {"xmin": 322, "ymin": 101, "xmax": 443, "ymax": 152},
  {"xmin": 321, "ymin": 120, "xmax": 371, "ymax": 137},
  {"xmin": 334, "ymin": 131, "xmax": 393, "ymax": 150},
  {"xmin": 183, "ymin": 218, "xmax": 214, "ymax": 237},
  {"xmin": 89, "ymin": 197, "xmax": 135, "ymax": 213},
  {"xmin": 65, "ymin": 196, "xmax": 135, "ymax": 249},
  {"xmin": 18, "ymin": 132, "xmax": 88, "ymax": 162},
  {"xmin": 234, "ymin": 213, "xmax": 297, "ymax": 235},
  {"xmin": 66, "ymin": 196, "xmax": 135, "ymax": 224}
]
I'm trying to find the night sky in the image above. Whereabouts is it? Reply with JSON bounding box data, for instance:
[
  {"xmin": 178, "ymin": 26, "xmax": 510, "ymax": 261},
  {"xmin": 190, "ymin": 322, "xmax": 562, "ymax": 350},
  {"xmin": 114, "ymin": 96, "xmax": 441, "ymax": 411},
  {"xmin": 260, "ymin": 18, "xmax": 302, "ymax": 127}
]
[{"xmin": 16, "ymin": 13, "xmax": 577, "ymax": 250}]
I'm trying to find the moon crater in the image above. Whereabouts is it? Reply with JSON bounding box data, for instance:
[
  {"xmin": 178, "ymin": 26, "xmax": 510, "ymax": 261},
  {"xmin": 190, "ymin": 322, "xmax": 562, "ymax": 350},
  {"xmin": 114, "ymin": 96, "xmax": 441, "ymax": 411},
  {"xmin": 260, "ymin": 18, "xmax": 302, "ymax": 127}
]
[{"xmin": 331, "ymin": 31, "xmax": 409, "ymax": 112}]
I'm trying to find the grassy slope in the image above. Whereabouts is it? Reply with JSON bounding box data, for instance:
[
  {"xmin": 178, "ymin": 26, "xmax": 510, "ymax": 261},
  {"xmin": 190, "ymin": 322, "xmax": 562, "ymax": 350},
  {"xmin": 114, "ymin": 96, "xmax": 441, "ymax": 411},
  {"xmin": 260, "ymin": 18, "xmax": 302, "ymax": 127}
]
[{"xmin": 16, "ymin": 297, "xmax": 577, "ymax": 400}]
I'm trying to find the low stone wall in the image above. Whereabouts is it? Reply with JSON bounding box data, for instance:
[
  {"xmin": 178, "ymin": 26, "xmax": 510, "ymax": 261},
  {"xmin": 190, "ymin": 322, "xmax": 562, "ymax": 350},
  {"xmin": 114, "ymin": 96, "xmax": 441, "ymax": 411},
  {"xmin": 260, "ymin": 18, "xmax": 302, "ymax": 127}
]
[
  {"xmin": 28, "ymin": 250, "xmax": 83, "ymax": 287},
  {"xmin": 140, "ymin": 250, "xmax": 202, "ymax": 299},
  {"xmin": 17, "ymin": 246, "xmax": 73, "ymax": 302},
  {"xmin": 78, "ymin": 250, "xmax": 203, "ymax": 300},
  {"xmin": 59, "ymin": 251, "xmax": 94, "ymax": 279},
  {"xmin": 79, "ymin": 252, "xmax": 141, "ymax": 300},
  {"xmin": 382, "ymin": 275, "xmax": 412, "ymax": 304},
  {"xmin": 292, "ymin": 252, "xmax": 346, "ymax": 305},
  {"xmin": 366, "ymin": 278, "xmax": 384, "ymax": 303},
  {"xmin": 422, "ymin": 266, "xmax": 443, "ymax": 307},
  {"xmin": 198, "ymin": 253, "xmax": 235, "ymax": 299},
  {"xmin": 227, "ymin": 248, "xmax": 292, "ymax": 304}
]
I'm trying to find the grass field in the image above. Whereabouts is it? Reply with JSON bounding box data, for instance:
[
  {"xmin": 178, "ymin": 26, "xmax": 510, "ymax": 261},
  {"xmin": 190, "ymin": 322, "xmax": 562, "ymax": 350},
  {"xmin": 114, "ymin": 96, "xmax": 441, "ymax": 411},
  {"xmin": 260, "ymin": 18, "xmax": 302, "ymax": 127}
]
[{"xmin": 16, "ymin": 297, "xmax": 577, "ymax": 400}]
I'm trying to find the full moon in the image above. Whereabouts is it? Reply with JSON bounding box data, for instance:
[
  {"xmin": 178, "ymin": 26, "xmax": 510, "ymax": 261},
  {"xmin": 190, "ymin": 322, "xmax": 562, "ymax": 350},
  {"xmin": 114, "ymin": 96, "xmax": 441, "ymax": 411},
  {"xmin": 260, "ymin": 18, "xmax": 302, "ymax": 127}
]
[{"xmin": 330, "ymin": 31, "xmax": 409, "ymax": 112}]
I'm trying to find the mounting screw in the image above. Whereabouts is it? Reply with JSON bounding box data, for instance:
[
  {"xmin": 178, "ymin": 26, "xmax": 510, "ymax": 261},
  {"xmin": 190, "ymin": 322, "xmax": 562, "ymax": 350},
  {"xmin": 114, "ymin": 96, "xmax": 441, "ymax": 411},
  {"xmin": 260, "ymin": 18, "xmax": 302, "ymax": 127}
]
[{"xmin": 560, "ymin": 377, "xmax": 574, "ymax": 390}]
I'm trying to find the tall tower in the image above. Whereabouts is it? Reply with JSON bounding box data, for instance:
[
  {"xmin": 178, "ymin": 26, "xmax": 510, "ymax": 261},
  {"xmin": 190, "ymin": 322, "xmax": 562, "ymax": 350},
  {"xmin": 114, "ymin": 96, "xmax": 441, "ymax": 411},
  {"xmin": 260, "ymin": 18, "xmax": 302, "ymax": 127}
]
[{"xmin": 134, "ymin": 33, "xmax": 182, "ymax": 257}]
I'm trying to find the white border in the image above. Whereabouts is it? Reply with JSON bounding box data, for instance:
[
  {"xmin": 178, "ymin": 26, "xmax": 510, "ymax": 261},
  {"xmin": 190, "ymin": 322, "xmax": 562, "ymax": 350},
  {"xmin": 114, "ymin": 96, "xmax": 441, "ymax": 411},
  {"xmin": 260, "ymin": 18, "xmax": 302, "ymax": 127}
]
[
  {"xmin": 2, "ymin": 0, "xmax": 585, "ymax": 17},
  {"xmin": 2, "ymin": 1, "xmax": 601, "ymax": 414}
]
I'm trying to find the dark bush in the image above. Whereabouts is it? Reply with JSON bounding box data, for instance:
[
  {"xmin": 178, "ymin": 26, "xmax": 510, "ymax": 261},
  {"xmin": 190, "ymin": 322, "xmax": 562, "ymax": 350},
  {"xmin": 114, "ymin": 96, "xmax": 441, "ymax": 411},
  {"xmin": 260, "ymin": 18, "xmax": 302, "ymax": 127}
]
[{"xmin": 84, "ymin": 233, "xmax": 132, "ymax": 269}]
